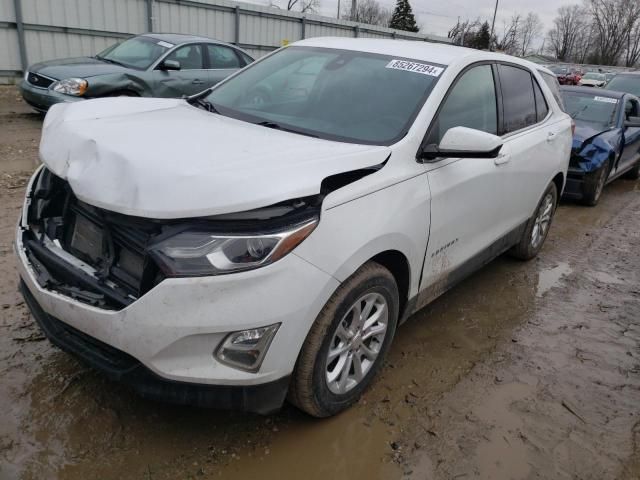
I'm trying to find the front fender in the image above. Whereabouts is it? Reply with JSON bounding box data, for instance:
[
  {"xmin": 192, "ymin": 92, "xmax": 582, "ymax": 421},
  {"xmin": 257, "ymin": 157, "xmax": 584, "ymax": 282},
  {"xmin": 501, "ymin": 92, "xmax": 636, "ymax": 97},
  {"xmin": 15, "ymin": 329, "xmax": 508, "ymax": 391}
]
[
  {"xmin": 295, "ymin": 174, "xmax": 430, "ymax": 299},
  {"xmin": 85, "ymin": 73, "xmax": 150, "ymax": 97}
]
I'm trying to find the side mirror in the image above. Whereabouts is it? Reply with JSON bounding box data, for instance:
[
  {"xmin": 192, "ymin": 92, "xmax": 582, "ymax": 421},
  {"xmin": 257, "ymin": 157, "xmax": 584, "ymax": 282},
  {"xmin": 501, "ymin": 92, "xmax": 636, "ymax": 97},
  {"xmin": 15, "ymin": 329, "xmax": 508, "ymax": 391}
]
[
  {"xmin": 160, "ymin": 59, "xmax": 181, "ymax": 71},
  {"xmin": 419, "ymin": 126, "xmax": 503, "ymax": 162},
  {"xmin": 624, "ymin": 116, "xmax": 640, "ymax": 128}
]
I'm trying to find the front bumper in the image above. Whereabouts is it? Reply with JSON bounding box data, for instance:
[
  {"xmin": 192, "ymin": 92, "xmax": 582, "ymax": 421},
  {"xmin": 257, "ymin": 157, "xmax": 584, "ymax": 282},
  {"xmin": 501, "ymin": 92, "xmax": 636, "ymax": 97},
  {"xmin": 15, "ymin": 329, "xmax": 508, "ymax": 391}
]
[
  {"xmin": 19, "ymin": 280, "xmax": 290, "ymax": 414},
  {"xmin": 19, "ymin": 80, "xmax": 82, "ymax": 112},
  {"xmin": 15, "ymin": 198, "xmax": 340, "ymax": 411},
  {"xmin": 562, "ymin": 167, "xmax": 586, "ymax": 199}
]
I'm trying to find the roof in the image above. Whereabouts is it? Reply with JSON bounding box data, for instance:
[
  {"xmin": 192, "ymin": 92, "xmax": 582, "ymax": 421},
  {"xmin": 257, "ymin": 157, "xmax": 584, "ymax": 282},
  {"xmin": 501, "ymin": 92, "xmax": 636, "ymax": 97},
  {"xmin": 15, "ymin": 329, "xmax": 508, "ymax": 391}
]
[
  {"xmin": 141, "ymin": 33, "xmax": 221, "ymax": 45},
  {"xmin": 560, "ymin": 85, "xmax": 626, "ymax": 99},
  {"xmin": 293, "ymin": 37, "xmax": 544, "ymax": 72}
]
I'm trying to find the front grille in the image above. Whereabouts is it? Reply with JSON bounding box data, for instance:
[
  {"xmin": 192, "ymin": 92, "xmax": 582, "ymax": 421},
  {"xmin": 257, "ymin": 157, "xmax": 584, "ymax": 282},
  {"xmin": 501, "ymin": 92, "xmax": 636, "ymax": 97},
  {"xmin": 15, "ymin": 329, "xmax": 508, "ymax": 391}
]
[
  {"xmin": 27, "ymin": 72, "xmax": 55, "ymax": 89},
  {"xmin": 24, "ymin": 168, "xmax": 165, "ymax": 310}
]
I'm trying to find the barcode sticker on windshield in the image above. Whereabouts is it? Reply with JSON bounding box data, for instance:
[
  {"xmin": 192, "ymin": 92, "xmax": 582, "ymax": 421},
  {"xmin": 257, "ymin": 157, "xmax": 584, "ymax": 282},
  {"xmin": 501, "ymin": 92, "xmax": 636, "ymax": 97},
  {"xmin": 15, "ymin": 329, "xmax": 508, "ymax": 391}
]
[
  {"xmin": 386, "ymin": 60, "xmax": 443, "ymax": 77},
  {"xmin": 157, "ymin": 41, "xmax": 174, "ymax": 49},
  {"xmin": 594, "ymin": 96, "xmax": 617, "ymax": 104}
]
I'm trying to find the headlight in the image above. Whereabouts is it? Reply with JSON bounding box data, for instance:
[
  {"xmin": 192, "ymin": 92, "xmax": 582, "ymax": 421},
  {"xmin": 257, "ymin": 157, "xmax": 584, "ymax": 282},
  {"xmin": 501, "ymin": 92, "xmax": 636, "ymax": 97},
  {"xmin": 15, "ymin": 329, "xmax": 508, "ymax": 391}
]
[
  {"xmin": 149, "ymin": 218, "xmax": 318, "ymax": 276},
  {"xmin": 51, "ymin": 78, "xmax": 88, "ymax": 96}
]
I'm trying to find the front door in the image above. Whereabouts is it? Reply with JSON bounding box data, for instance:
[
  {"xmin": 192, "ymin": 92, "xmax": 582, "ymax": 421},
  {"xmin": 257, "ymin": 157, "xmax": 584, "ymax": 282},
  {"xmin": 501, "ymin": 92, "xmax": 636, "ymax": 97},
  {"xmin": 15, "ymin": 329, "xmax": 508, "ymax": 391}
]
[
  {"xmin": 153, "ymin": 44, "xmax": 208, "ymax": 97},
  {"xmin": 619, "ymin": 97, "xmax": 640, "ymax": 173},
  {"xmin": 420, "ymin": 63, "xmax": 509, "ymax": 302}
]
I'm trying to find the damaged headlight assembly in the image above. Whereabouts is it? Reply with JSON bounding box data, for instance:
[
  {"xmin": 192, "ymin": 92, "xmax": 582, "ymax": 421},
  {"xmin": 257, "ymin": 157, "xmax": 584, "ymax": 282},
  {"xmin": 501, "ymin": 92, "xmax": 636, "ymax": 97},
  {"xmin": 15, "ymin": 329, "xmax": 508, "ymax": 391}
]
[
  {"xmin": 51, "ymin": 78, "xmax": 88, "ymax": 96},
  {"xmin": 149, "ymin": 218, "xmax": 318, "ymax": 276}
]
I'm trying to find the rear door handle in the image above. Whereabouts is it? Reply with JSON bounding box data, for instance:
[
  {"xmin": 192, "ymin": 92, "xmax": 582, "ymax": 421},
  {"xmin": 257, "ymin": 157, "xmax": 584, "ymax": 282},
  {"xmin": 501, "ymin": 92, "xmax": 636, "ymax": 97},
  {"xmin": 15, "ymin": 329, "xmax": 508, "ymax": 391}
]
[
  {"xmin": 547, "ymin": 131, "xmax": 558, "ymax": 142},
  {"xmin": 192, "ymin": 79, "xmax": 204, "ymax": 85}
]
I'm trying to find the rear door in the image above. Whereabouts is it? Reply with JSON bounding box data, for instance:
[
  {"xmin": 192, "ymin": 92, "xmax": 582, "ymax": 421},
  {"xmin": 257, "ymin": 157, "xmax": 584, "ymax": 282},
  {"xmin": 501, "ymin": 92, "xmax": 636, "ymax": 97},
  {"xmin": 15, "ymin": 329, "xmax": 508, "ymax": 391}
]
[
  {"xmin": 497, "ymin": 64, "xmax": 569, "ymax": 232},
  {"xmin": 420, "ymin": 63, "xmax": 510, "ymax": 296},
  {"xmin": 205, "ymin": 44, "xmax": 246, "ymax": 88},
  {"xmin": 153, "ymin": 43, "xmax": 208, "ymax": 97},
  {"xmin": 619, "ymin": 96, "xmax": 640, "ymax": 172}
]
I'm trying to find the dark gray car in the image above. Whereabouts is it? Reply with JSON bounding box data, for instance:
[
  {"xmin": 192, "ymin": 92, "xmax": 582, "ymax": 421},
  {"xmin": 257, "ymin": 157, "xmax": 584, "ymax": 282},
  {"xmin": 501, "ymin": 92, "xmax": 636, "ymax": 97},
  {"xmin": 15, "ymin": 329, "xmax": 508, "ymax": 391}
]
[{"xmin": 19, "ymin": 33, "xmax": 254, "ymax": 112}]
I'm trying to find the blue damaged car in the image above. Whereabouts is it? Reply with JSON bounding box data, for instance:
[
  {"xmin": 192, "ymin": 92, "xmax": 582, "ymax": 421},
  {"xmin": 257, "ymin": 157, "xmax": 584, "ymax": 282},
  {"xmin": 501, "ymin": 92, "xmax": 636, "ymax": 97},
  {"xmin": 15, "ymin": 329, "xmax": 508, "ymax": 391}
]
[{"xmin": 560, "ymin": 86, "xmax": 640, "ymax": 205}]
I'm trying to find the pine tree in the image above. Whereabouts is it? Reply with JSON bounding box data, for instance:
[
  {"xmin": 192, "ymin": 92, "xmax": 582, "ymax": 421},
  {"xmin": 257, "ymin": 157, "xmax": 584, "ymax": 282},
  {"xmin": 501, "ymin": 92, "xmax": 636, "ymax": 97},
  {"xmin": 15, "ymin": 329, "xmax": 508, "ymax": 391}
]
[
  {"xmin": 388, "ymin": 0, "xmax": 419, "ymax": 33},
  {"xmin": 472, "ymin": 21, "xmax": 491, "ymax": 50}
]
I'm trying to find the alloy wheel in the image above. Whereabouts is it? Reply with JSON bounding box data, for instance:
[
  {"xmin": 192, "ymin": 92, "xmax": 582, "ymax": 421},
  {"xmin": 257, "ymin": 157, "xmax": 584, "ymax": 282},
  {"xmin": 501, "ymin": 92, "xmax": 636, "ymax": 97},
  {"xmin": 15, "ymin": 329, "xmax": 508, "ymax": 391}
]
[{"xmin": 325, "ymin": 292, "xmax": 389, "ymax": 395}]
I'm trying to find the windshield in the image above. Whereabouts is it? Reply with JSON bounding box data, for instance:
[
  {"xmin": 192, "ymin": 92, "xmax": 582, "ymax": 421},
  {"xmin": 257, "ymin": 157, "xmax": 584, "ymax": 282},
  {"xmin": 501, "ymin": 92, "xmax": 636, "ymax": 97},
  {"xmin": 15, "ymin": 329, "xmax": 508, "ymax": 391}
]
[
  {"xmin": 97, "ymin": 36, "xmax": 172, "ymax": 70},
  {"xmin": 605, "ymin": 75, "xmax": 640, "ymax": 96},
  {"xmin": 583, "ymin": 73, "xmax": 605, "ymax": 81},
  {"xmin": 561, "ymin": 91, "xmax": 618, "ymax": 130},
  {"xmin": 205, "ymin": 46, "xmax": 444, "ymax": 145}
]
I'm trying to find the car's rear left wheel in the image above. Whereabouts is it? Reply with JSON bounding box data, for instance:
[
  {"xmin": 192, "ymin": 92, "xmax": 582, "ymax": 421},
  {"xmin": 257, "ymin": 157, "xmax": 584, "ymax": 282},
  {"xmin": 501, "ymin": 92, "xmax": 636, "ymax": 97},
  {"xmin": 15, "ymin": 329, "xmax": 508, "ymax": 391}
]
[
  {"xmin": 509, "ymin": 182, "xmax": 558, "ymax": 261},
  {"xmin": 288, "ymin": 262, "xmax": 399, "ymax": 417}
]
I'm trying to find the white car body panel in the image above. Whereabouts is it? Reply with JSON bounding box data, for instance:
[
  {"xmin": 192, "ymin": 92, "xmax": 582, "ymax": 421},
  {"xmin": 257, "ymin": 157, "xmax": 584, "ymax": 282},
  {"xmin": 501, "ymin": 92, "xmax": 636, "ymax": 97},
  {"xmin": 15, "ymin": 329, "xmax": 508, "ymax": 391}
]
[
  {"xmin": 17, "ymin": 38, "xmax": 572, "ymax": 409},
  {"xmin": 579, "ymin": 79, "xmax": 605, "ymax": 87},
  {"xmin": 40, "ymin": 97, "xmax": 390, "ymax": 219}
]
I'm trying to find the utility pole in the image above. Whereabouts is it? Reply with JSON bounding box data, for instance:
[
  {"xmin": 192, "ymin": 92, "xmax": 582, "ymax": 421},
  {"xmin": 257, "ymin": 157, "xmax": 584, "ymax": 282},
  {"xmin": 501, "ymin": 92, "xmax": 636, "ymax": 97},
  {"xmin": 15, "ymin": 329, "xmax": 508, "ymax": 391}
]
[
  {"xmin": 337, "ymin": 0, "xmax": 341, "ymax": 18},
  {"xmin": 351, "ymin": 0, "xmax": 356, "ymax": 21},
  {"xmin": 489, "ymin": 0, "xmax": 499, "ymax": 51}
]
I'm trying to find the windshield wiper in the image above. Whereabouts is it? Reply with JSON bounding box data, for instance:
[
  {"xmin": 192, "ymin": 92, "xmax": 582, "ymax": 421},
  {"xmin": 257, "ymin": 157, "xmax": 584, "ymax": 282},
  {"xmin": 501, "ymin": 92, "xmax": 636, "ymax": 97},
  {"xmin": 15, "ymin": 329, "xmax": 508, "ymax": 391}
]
[
  {"xmin": 193, "ymin": 98, "xmax": 219, "ymax": 114},
  {"xmin": 256, "ymin": 121, "xmax": 318, "ymax": 138},
  {"xmin": 95, "ymin": 55, "xmax": 126, "ymax": 67}
]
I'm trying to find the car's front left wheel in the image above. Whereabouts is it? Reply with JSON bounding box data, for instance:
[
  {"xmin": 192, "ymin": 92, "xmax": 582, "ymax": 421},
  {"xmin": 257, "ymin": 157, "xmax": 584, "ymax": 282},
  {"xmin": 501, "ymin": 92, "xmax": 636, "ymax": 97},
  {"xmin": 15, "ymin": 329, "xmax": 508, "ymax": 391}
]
[{"xmin": 288, "ymin": 262, "xmax": 399, "ymax": 417}]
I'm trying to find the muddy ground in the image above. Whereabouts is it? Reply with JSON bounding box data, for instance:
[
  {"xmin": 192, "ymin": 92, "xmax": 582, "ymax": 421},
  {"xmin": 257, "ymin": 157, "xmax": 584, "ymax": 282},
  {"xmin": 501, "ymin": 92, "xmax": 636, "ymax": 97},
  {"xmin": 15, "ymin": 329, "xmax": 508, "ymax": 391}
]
[{"xmin": 0, "ymin": 85, "xmax": 639, "ymax": 480}]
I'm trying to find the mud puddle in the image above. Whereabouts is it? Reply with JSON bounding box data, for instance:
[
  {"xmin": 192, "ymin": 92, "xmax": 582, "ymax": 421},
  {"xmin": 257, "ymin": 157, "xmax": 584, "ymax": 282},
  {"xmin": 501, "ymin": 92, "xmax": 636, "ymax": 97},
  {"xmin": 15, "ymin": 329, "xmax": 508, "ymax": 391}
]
[{"xmin": 1, "ymin": 86, "xmax": 640, "ymax": 479}]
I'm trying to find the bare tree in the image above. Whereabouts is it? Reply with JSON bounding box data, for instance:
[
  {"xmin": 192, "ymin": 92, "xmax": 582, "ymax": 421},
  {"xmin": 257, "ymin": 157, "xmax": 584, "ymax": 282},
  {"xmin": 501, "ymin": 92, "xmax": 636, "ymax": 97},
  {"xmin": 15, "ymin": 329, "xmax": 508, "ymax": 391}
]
[
  {"xmin": 286, "ymin": 0, "xmax": 319, "ymax": 13},
  {"xmin": 342, "ymin": 0, "xmax": 391, "ymax": 26},
  {"xmin": 448, "ymin": 19, "xmax": 480, "ymax": 46},
  {"xmin": 586, "ymin": 0, "xmax": 640, "ymax": 65},
  {"xmin": 493, "ymin": 14, "xmax": 521, "ymax": 55},
  {"xmin": 624, "ymin": 12, "xmax": 640, "ymax": 66},
  {"xmin": 546, "ymin": 5, "xmax": 585, "ymax": 61},
  {"xmin": 518, "ymin": 12, "xmax": 543, "ymax": 56}
]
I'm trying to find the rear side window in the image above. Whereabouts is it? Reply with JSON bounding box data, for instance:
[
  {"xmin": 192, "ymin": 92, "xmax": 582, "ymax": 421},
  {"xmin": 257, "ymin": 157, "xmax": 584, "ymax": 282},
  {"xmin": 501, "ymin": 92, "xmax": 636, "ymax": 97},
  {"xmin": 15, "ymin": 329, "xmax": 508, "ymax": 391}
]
[
  {"xmin": 533, "ymin": 80, "xmax": 549, "ymax": 122},
  {"xmin": 426, "ymin": 64, "xmax": 497, "ymax": 144},
  {"xmin": 498, "ymin": 64, "xmax": 537, "ymax": 134},
  {"xmin": 207, "ymin": 45, "xmax": 241, "ymax": 69},
  {"xmin": 540, "ymin": 71, "xmax": 565, "ymax": 111}
]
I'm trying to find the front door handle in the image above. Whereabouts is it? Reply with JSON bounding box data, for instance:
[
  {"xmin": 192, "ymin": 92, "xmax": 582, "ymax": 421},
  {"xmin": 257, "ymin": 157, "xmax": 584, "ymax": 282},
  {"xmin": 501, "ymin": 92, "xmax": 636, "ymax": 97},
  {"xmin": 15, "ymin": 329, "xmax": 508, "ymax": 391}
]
[
  {"xmin": 547, "ymin": 131, "xmax": 558, "ymax": 142},
  {"xmin": 192, "ymin": 79, "xmax": 204, "ymax": 85}
]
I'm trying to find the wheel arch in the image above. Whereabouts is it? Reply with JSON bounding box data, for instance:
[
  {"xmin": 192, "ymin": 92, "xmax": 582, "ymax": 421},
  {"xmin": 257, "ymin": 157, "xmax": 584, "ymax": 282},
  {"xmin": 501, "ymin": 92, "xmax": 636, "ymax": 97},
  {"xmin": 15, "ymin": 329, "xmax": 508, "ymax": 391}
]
[
  {"xmin": 369, "ymin": 250, "xmax": 411, "ymax": 320},
  {"xmin": 552, "ymin": 171, "xmax": 564, "ymax": 199}
]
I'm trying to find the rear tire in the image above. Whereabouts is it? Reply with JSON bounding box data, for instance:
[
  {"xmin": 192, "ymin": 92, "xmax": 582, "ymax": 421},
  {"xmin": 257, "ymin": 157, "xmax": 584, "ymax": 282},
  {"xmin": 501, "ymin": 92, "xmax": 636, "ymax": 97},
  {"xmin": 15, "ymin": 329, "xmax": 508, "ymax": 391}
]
[
  {"xmin": 509, "ymin": 182, "xmax": 558, "ymax": 261},
  {"xmin": 582, "ymin": 158, "xmax": 610, "ymax": 206},
  {"xmin": 288, "ymin": 262, "xmax": 399, "ymax": 417}
]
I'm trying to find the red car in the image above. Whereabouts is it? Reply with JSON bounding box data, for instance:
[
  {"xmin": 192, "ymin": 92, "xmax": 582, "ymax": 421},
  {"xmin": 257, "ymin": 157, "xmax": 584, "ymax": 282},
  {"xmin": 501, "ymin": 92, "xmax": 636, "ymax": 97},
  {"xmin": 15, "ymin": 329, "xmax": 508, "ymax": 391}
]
[{"xmin": 551, "ymin": 66, "xmax": 581, "ymax": 85}]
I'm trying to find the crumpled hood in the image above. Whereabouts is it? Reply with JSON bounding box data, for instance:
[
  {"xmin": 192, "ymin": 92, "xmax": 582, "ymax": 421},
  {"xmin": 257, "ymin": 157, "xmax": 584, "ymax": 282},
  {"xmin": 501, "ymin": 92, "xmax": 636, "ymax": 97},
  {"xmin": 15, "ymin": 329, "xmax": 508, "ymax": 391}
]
[
  {"xmin": 572, "ymin": 124, "xmax": 608, "ymax": 150},
  {"xmin": 40, "ymin": 98, "xmax": 391, "ymax": 219},
  {"xmin": 30, "ymin": 57, "xmax": 129, "ymax": 80}
]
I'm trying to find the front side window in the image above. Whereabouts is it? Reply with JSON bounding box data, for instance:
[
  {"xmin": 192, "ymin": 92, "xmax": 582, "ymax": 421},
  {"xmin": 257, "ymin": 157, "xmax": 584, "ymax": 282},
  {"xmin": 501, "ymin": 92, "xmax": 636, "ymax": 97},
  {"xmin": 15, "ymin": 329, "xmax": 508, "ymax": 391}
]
[
  {"xmin": 206, "ymin": 46, "xmax": 444, "ymax": 145},
  {"xmin": 426, "ymin": 64, "xmax": 497, "ymax": 145},
  {"xmin": 499, "ymin": 64, "xmax": 537, "ymax": 134},
  {"xmin": 625, "ymin": 98, "xmax": 639, "ymax": 119},
  {"xmin": 165, "ymin": 44, "xmax": 204, "ymax": 70},
  {"xmin": 97, "ymin": 36, "xmax": 171, "ymax": 70},
  {"xmin": 207, "ymin": 45, "xmax": 242, "ymax": 69}
]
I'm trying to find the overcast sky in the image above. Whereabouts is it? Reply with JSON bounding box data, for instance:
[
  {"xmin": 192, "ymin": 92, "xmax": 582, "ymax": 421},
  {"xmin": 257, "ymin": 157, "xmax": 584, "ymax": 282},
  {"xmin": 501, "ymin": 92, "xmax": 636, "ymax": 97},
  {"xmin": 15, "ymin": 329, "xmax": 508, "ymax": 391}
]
[{"xmin": 253, "ymin": 0, "xmax": 574, "ymax": 48}]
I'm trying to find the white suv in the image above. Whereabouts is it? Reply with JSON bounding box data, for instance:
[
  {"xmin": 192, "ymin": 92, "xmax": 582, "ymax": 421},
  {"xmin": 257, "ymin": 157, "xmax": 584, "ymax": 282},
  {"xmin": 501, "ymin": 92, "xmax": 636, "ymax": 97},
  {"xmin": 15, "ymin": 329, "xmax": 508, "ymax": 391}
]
[{"xmin": 16, "ymin": 38, "xmax": 572, "ymax": 417}]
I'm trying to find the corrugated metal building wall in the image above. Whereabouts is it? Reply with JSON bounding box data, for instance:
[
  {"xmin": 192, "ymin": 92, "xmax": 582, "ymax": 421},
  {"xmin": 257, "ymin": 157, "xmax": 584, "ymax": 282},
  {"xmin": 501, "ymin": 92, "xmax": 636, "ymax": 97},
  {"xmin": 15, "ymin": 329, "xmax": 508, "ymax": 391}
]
[{"xmin": 0, "ymin": 0, "xmax": 449, "ymax": 81}]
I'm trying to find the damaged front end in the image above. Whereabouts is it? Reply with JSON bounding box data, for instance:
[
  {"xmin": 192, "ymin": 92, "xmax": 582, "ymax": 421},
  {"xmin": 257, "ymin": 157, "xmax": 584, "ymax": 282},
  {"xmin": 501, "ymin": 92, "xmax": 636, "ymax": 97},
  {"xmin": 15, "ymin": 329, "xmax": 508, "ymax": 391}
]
[
  {"xmin": 19, "ymin": 167, "xmax": 322, "ymax": 310},
  {"xmin": 564, "ymin": 128, "xmax": 619, "ymax": 199}
]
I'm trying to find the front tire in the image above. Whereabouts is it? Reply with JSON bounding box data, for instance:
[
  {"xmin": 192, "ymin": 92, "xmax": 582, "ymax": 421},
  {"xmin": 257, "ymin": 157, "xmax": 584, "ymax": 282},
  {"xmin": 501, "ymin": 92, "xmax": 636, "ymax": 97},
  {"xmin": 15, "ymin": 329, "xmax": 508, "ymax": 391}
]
[
  {"xmin": 582, "ymin": 158, "xmax": 610, "ymax": 206},
  {"xmin": 509, "ymin": 182, "xmax": 558, "ymax": 261},
  {"xmin": 288, "ymin": 262, "xmax": 399, "ymax": 417}
]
